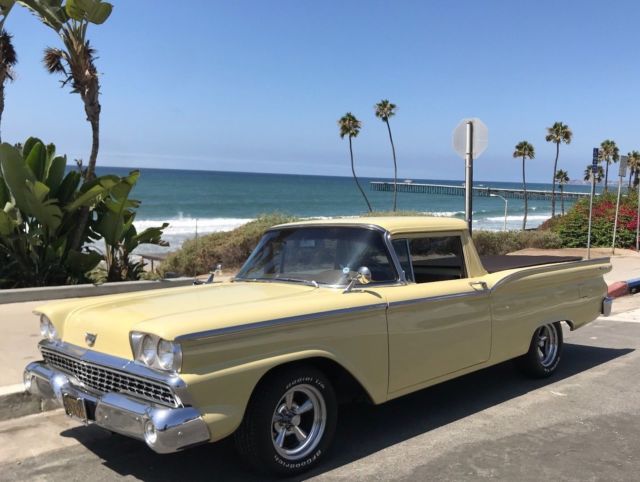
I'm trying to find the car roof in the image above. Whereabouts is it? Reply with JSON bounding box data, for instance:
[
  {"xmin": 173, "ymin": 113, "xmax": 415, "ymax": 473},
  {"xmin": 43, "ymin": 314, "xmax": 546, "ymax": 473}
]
[{"xmin": 273, "ymin": 216, "xmax": 469, "ymax": 235}]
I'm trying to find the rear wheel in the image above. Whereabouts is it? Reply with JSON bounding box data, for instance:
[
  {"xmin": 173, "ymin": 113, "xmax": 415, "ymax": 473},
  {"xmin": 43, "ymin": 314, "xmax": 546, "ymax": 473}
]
[
  {"xmin": 516, "ymin": 322, "xmax": 563, "ymax": 378},
  {"xmin": 234, "ymin": 366, "xmax": 337, "ymax": 476}
]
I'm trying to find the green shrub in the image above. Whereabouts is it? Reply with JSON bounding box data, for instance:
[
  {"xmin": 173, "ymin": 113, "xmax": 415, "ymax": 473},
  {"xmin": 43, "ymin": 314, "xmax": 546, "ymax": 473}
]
[
  {"xmin": 548, "ymin": 191, "xmax": 639, "ymax": 248},
  {"xmin": 472, "ymin": 230, "xmax": 563, "ymax": 256},
  {"xmin": 160, "ymin": 213, "xmax": 299, "ymax": 276}
]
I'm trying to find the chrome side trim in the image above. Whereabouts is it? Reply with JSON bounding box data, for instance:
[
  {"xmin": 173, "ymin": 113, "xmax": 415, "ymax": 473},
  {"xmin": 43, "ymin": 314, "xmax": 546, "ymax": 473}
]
[
  {"xmin": 175, "ymin": 302, "xmax": 388, "ymax": 342},
  {"xmin": 389, "ymin": 290, "xmax": 488, "ymax": 308},
  {"xmin": 268, "ymin": 222, "xmax": 388, "ymax": 233},
  {"xmin": 490, "ymin": 257, "xmax": 611, "ymax": 292},
  {"xmin": 37, "ymin": 339, "xmax": 194, "ymax": 407}
]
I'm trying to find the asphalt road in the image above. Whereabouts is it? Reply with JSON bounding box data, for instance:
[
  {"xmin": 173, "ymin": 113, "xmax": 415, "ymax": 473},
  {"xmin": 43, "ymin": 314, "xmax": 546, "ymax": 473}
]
[{"xmin": 1, "ymin": 316, "xmax": 638, "ymax": 482}]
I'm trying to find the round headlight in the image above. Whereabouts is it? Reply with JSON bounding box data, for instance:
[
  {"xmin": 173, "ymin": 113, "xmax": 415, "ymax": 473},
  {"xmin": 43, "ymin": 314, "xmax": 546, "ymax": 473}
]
[
  {"xmin": 39, "ymin": 315, "xmax": 57, "ymax": 341},
  {"xmin": 141, "ymin": 335, "xmax": 157, "ymax": 366},
  {"xmin": 157, "ymin": 340, "xmax": 175, "ymax": 370}
]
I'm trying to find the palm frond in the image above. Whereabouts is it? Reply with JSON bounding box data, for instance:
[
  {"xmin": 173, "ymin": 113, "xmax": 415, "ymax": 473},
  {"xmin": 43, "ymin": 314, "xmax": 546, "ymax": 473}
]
[
  {"xmin": 0, "ymin": 30, "xmax": 17, "ymax": 69},
  {"xmin": 545, "ymin": 121, "xmax": 572, "ymax": 145},
  {"xmin": 43, "ymin": 47, "xmax": 67, "ymax": 74},
  {"xmin": 338, "ymin": 112, "xmax": 362, "ymax": 139},
  {"xmin": 374, "ymin": 99, "xmax": 397, "ymax": 121},
  {"xmin": 513, "ymin": 141, "xmax": 535, "ymax": 159}
]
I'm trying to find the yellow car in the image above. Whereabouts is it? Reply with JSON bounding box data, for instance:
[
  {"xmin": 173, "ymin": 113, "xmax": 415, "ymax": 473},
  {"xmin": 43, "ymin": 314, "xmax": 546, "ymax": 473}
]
[{"xmin": 24, "ymin": 217, "xmax": 612, "ymax": 475}]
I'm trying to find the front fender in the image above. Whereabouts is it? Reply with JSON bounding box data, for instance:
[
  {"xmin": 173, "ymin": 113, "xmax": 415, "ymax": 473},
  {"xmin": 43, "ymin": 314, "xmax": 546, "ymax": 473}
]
[{"xmin": 182, "ymin": 349, "xmax": 381, "ymax": 442}]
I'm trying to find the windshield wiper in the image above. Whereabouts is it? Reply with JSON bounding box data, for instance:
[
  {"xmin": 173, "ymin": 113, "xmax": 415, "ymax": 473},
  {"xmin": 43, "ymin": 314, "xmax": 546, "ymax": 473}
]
[{"xmin": 274, "ymin": 277, "xmax": 319, "ymax": 288}]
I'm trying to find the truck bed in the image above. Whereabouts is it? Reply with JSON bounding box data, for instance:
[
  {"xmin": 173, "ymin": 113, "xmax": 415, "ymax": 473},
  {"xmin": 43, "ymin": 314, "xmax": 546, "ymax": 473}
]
[{"xmin": 480, "ymin": 255, "xmax": 583, "ymax": 274}]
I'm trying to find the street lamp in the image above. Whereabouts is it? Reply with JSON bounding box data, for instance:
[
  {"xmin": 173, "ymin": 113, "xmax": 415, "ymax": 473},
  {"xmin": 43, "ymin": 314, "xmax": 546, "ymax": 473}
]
[{"xmin": 490, "ymin": 193, "xmax": 508, "ymax": 231}]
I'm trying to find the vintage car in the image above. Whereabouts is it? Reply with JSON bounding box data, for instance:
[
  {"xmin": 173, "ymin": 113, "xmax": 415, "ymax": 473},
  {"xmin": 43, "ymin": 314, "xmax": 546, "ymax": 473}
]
[{"xmin": 24, "ymin": 217, "xmax": 612, "ymax": 475}]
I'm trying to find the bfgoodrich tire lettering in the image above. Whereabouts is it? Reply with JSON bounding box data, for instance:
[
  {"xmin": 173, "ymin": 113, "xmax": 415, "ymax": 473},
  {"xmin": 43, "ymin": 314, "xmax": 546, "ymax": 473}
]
[
  {"xmin": 516, "ymin": 321, "xmax": 563, "ymax": 378},
  {"xmin": 234, "ymin": 365, "xmax": 337, "ymax": 476}
]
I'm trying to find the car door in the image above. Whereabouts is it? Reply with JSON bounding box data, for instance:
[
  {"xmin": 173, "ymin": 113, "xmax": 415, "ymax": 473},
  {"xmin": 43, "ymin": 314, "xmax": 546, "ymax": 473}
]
[{"xmin": 378, "ymin": 233, "xmax": 492, "ymax": 394}]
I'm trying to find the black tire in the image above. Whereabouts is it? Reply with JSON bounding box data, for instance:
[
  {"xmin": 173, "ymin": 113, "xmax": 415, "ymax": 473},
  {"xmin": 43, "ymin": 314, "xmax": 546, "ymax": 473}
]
[
  {"xmin": 234, "ymin": 365, "xmax": 337, "ymax": 476},
  {"xmin": 516, "ymin": 321, "xmax": 563, "ymax": 378}
]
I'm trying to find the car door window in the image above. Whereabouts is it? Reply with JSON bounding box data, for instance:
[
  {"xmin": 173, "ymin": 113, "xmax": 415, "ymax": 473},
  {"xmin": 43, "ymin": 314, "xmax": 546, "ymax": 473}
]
[{"xmin": 409, "ymin": 236, "xmax": 467, "ymax": 283}]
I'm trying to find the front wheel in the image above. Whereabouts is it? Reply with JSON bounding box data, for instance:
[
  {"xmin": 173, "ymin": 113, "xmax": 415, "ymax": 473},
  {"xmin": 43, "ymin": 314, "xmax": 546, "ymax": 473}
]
[
  {"xmin": 516, "ymin": 322, "xmax": 563, "ymax": 378},
  {"xmin": 234, "ymin": 366, "xmax": 337, "ymax": 476}
]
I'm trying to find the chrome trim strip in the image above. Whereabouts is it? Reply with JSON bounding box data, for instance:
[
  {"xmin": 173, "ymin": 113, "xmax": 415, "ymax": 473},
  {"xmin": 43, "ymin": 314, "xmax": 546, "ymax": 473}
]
[
  {"xmin": 389, "ymin": 290, "xmax": 488, "ymax": 308},
  {"xmin": 175, "ymin": 302, "xmax": 388, "ymax": 342},
  {"xmin": 490, "ymin": 257, "xmax": 611, "ymax": 291},
  {"xmin": 37, "ymin": 339, "xmax": 194, "ymax": 407},
  {"xmin": 268, "ymin": 222, "xmax": 388, "ymax": 233}
]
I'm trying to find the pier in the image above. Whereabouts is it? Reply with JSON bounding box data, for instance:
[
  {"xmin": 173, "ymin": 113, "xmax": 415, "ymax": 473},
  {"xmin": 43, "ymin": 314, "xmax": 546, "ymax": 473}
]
[{"xmin": 370, "ymin": 181, "xmax": 590, "ymax": 201}]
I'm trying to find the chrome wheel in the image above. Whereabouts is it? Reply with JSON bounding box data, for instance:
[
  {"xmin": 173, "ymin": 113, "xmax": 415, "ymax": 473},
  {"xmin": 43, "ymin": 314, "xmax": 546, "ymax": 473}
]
[
  {"xmin": 271, "ymin": 384, "xmax": 326, "ymax": 460},
  {"xmin": 535, "ymin": 324, "xmax": 559, "ymax": 367}
]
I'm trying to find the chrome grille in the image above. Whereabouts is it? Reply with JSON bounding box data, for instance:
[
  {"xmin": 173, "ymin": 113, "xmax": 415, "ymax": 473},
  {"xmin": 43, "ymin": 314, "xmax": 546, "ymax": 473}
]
[{"xmin": 41, "ymin": 348, "xmax": 177, "ymax": 407}]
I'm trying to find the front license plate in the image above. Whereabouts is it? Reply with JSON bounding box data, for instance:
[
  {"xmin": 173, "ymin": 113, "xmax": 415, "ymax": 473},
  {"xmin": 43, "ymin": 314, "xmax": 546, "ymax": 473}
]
[{"xmin": 62, "ymin": 393, "xmax": 87, "ymax": 423}]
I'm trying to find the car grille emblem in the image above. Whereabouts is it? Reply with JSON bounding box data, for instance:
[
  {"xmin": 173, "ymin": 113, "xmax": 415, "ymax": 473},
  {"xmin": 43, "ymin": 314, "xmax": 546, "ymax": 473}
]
[{"xmin": 85, "ymin": 333, "xmax": 97, "ymax": 347}]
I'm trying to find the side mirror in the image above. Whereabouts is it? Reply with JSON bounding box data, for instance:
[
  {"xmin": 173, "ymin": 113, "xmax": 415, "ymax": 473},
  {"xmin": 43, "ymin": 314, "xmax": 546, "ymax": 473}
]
[{"xmin": 343, "ymin": 266, "xmax": 372, "ymax": 293}]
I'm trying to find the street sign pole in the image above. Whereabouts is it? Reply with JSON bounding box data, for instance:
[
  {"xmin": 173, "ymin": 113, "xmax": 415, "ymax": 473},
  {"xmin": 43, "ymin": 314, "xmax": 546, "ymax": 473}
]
[
  {"xmin": 587, "ymin": 148, "xmax": 599, "ymax": 260},
  {"xmin": 452, "ymin": 118, "xmax": 488, "ymax": 236},
  {"xmin": 465, "ymin": 121, "xmax": 474, "ymax": 234},
  {"xmin": 612, "ymin": 155, "xmax": 628, "ymax": 254}
]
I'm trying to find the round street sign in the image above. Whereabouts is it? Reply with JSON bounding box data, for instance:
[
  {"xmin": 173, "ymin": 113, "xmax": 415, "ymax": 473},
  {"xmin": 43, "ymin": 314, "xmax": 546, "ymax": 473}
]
[{"xmin": 452, "ymin": 118, "xmax": 489, "ymax": 159}]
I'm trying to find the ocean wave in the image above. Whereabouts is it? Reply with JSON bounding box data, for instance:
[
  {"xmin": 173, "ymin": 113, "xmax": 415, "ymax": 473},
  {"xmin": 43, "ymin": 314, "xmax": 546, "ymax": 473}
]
[
  {"xmin": 134, "ymin": 217, "xmax": 253, "ymax": 235},
  {"xmin": 485, "ymin": 214, "xmax": 551, "ymax": 222}
]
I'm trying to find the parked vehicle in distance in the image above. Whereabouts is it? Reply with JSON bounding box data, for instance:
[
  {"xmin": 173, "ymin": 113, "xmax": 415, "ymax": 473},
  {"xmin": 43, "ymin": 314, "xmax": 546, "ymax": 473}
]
[{"xmin": 25, "ymin": 217, "xmax": 612, "ymax": 475}]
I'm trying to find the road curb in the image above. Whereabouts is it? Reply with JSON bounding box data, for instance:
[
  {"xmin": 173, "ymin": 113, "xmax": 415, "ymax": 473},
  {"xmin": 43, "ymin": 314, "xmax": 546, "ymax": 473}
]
[
  {"xmin": 608, "ymin": 278, "xmax": 640, "ymax": 298},
  {"xmin": 0, "ymin": 384, "xmax": 57, "ymax": 422}
]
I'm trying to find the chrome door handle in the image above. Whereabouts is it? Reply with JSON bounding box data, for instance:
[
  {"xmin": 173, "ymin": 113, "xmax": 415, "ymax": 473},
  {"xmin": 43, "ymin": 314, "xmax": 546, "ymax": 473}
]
[{"xmin": 469, "ymin": 281, "xmax": 488, "ymax": 291}]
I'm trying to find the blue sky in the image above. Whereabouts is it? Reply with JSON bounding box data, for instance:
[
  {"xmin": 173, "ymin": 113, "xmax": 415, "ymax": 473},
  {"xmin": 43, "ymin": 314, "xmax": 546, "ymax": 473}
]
[{"xmin": 2, "ymin": 0, "xmax": 639, "ymax": 182}]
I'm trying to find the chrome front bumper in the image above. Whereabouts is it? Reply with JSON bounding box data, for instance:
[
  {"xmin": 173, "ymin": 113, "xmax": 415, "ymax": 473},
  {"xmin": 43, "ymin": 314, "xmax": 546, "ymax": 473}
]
[
  {"xmin": 24, "ymin": 361, "xmax": 210, "ymax": 454},
  {"xmin": 602, "ymin": 296, "xmax": 613, "ymax": 317}
]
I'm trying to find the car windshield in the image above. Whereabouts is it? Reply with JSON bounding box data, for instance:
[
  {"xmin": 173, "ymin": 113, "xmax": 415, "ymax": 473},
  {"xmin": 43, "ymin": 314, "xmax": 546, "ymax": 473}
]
[{"xmin": 235, "ymin": 226, "xmax": 397, "ymax": 286}]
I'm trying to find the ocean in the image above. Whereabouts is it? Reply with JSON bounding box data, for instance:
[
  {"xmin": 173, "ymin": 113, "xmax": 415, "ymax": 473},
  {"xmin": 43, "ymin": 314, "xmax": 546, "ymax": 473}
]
[{"xmin": 92, "ymin": 167, "xmax": 596, "ymax": 254}]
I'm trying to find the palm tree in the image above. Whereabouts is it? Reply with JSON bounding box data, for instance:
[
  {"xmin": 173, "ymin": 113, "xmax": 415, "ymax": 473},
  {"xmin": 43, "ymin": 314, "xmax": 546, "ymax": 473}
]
[
  {"xmin": 545, "ymin": 122, "xmax": 572, "ymax": 217},
  {"xmin": 338, "ymin": 113, "xmax": 372, "ymax": 212},
  {"xmin": 599, "ymin": 139, "xmax": 619, "ymax": 192},
  {"xmin": 513, "ymin": 141, "xmax": 535, "ymax": 230},
  {"xmin": 555, "ymin": 169, "xmax": 569, "ymax": 215},
  {"xmin": 627, "ymin": 151, "xmax": 640, "ymax": 189},
  {"xmin": 584, "ymin": 164, "xmax": 604, "ymax": 184},
  {"xmin": 0, "ymin": 28, "xmax": 16, "ymax": 143},
  {"xmin": 375, "ymin": 99, "xmax": 398, "ymax": 211},
  {"xmin": 20, "ymin": 0, "xmax": 113, "ymax": 251}
]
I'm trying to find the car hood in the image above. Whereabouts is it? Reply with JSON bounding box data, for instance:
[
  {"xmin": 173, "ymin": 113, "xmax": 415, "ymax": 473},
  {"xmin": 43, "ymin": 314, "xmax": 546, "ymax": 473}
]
[{"xmin": 37, "ymin": 282, "xmax": 381, "ymax": 360}]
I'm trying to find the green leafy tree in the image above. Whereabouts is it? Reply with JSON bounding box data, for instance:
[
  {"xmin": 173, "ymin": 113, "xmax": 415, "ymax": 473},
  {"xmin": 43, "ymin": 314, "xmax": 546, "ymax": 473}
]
[
  {"xmin": 584, "ymin": 164, "xmax": 604, "ymax": 184},
  {"xmin": 545, "ymin": 122, "xmax": 572, "ymax": 217},
  {"xmin": 513, "ymin": 141, "xmax": 535, "ymax": 230},
  {"xmin": 0, "ymin": 137, "xmax": 167, "ymax": 287},
  {"xmin": 0, "ymin": 138, "xmax": 105, "ymax": 287},
  {"xmin": 338, "ymin": 112, "xmax": 372, "ymax": 212},
  {"xmin": 626, "ymin": 150, "xmax": 640, "ymax": 189},
  {"xmin": 554, "ymin": 169, "xmax": 569, "ymax": 215},
  {"xmin": 92, "ymin": 170, "xmax": 168, "ymax": 281},
  {"xmin": 375, "ymin": 99, "xmax": 398, "ymax": 211},
  {"xmin": 599, "ymin": 139, "xmax": 619, "ymax": 192},
  {"xmin": 15, "ymin": 0, "xmax": 113, "ymax": 251}
]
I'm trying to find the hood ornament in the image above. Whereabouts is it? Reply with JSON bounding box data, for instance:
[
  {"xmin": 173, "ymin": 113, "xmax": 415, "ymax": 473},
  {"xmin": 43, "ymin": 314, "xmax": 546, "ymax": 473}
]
[{"xmin": 85, "ymin": 332, "xmax": 97, "ymax": 347}]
